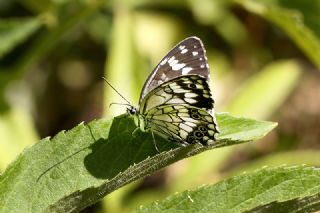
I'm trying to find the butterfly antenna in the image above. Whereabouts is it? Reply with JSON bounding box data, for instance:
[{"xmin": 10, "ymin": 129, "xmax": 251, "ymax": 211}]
[
  {"xmin": 102, "ymin": 77, "xmax": 132, "ymax": 105},
  {"xmin": 109, "ymin": 102, "xmax": 132, "ymax": 108}
]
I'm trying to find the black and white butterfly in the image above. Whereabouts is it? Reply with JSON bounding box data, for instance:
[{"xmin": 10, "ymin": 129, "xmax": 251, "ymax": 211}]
[{"xmin": 123, "ymin": 36, "xmax": 219, "ymax": 146}]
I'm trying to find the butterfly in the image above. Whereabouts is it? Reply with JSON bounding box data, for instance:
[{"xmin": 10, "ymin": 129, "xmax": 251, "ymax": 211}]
[{"xmin": 123, "ymin": 36, "xmax": 219, "ymax": 147}]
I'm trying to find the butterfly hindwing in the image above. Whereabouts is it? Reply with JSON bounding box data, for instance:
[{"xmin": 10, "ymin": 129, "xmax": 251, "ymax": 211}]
[
  {"xmin": 145, "ymin": 105, "xmax": 218, "ymax": 145},
  {"xmin": 139, "ymin": 75, "xmax": 218, "ymax": 145},
  {"xmin": 140, "ymin": 37, "xmax": 210, "ymax": 102}
]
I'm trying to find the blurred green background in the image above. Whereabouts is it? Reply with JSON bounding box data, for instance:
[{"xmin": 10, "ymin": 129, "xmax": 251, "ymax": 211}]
[{"xmin": 1, "ymin": 0, "xmax": 320, "ymax": 212}]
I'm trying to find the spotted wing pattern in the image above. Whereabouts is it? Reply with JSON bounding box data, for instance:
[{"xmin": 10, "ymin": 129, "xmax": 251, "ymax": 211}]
[
  {"xmin": 139, "ymin": 37, "xmax": 210, "ymax": 102},
  {"xmin": 140, "ymin": 75, "xmax": 214, "ymax": 113},
  {"xmin": 139, "ymin": 75, "xmax": 219, "ymax": 145},
  {"xmin": 146, "ymin": 105, "xmax": 218, "ymax": 145}
]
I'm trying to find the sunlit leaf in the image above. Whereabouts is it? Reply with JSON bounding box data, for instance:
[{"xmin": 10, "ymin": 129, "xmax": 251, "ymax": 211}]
[
  {"xmin": 0, "ymin": 108, "xmax": 38, "ymax": 171},
  {"xmin": 235, "ymin": 0, "xmax": 320, "ymax": 68},
  {"xmin": 228, "ymin": 150, "xmax": 320, "ymax": 176},
  {"xmin": 0, "ymin": 113, "xmax": 276, "ymax": 212},
  {"xmin": 104, "ymin": 9, "xmax": 138, "ymax": 115},
  {"xmin": 227, "ymin": 60, "xmax": 302, "ymax": 119},
  {"xmin": 134, "ymin": 166, "xmax": 320, "ymax": 213}
]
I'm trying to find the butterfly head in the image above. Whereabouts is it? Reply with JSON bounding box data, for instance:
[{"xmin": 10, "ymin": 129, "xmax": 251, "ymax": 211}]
[
  {"xmin": 127, "ymin": 106, "xmax": 137, "ymax": 115},
  {"xmin": 127, "ymin": 105, "xmax": 146, "ymax": 132}
]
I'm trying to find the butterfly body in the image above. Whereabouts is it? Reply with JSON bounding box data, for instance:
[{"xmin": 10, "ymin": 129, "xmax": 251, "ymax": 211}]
[{"xmin": 127, "ymin": 37, "xmax": 219, "ymax": 146}]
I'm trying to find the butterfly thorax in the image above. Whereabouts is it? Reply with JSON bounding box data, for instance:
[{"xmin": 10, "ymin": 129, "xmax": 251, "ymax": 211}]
[{"xmin": 127, "ymin": 106, "xmax": 147, "ymax": 132}]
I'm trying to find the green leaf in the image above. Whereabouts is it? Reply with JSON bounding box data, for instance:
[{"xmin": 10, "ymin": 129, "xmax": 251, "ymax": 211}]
[
  {"xmin": 228, "ymin": 150, "xmax": 320, "ymax": 176},
  {"xmin": 247, "ymin": 192, "xmax": 320, "ymax": 213},
  {"xmin": 0, "ymin": 108, "xmax": 39, "ymax": 171},
  {"xmin": 0, "ymin": 113, "xmax": 276, "ymax": 212},
  {"xmin": 104, "ymin": 9, "xmax": 136, "ymax": 116},
  {"xmin": 134, "ymin": 165, "xmax": 320, "ymax": 213},
  {"xmin": 235, "ymin": 0, "xmax": 320, "ymax": 68},
  {"xmin": 226, "ymin": 60, "xmax": 302, "ymax": 119},
  {"xmin": 0, "ymin": 17, "xmax": 42, "ymax": 59}
]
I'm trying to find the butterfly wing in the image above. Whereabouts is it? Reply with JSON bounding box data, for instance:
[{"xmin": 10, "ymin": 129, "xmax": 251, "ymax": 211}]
[
  {"xmin": 145, "ymin": 105, "xmax": 218, "ymax": 145},
  {"xmin": 139, "ymin": 37, "xmax": 211, "ymax": 103},
  {"xmin": 139, "ymin": 75, "xmax": 214, "ymax": 113},
  {"xmin": 139, "ymin": 75, "xmax": 219, "ymax": 145}
]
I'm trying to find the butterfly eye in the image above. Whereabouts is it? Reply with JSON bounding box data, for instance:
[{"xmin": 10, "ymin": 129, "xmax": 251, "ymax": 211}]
[{"xmin": 127, "ymin": 107, "xmax": 136, "ymax": 115}]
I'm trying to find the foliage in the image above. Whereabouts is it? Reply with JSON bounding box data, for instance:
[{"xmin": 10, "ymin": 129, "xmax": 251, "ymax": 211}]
[
  {"xmin": 0, "ymin": 113, "xmax": 276, "ymax": 212},
  {"xmin": 135, "ymin": 165, "xmax": 320, "ymax": 213},
  {"xmin": 0, "ymin": 0, "xmax": 319, "ymax": 212}
]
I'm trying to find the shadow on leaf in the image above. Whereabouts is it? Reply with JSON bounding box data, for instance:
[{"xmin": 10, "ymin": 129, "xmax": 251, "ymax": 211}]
[{"xmin": 84, "ymin": 115, "xmax": 177, "ymax": 179}]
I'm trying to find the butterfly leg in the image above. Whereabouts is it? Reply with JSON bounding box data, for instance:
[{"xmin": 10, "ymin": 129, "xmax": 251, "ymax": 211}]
[
  {"xmin": 151, "ymin": 129, "xmax": 160, "ymax": 153},
  {"xmin": 131, "ymin": 127, "xmax": 140, "ymax": 138}
]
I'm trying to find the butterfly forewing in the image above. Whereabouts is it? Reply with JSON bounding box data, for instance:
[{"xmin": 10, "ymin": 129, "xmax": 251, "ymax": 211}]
[
  {"xmin": 140, "ymin": 75, "xmax": 214, "ymax": 114},
  {"xmin": 139, "ymin": 37, "xmax": 211, "ymax": 102}
]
